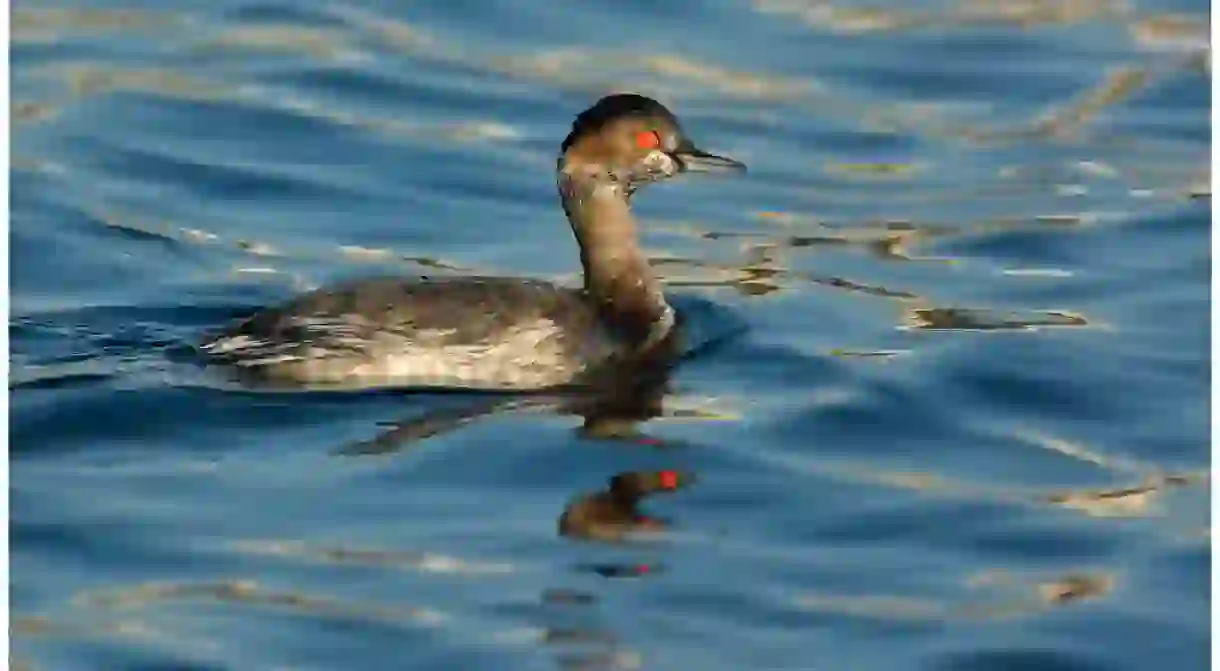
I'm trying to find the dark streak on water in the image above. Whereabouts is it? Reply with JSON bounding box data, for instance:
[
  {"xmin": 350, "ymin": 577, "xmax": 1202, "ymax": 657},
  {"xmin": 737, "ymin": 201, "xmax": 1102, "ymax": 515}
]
[{"xmin": 10, "ymin": 1, "xmax": 1210, "ymax": 670}]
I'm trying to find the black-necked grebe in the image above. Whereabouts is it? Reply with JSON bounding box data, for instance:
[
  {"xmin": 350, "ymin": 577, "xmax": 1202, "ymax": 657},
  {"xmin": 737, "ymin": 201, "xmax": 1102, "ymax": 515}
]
[{"xmin": 200, "ymin": 94, "xmax": 746, "ymax": 390}]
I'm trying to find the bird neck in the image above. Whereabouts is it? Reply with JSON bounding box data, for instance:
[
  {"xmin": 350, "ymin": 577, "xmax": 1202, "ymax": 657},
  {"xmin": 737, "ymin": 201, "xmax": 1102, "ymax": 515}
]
[{"xmin": 558, "ymin": 167, "xmax": 673, "ymax": 347}]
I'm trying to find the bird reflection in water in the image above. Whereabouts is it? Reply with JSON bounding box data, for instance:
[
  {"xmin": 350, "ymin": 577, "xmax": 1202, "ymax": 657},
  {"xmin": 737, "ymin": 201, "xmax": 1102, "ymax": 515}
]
[
  {"xmin": 560, "ymin": 470, "xmax": 692, "ymax": 542},
  {"xmin": 544, "ymin": 469, "xmax": 691, "ymax": 670},
  {"xmin": 331, "ymin": 370, "xmax": 696, "ymax": 560},
  {"xmin": 329, "ymin": 358, "xmax": 701, "ymax": 669}
]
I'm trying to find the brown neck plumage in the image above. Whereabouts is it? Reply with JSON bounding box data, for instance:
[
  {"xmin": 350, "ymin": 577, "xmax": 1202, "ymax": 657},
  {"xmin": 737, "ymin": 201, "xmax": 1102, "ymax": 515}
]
[{"xmin": 557, "ymin": 164, "xmax": 673, "ymax": 347}]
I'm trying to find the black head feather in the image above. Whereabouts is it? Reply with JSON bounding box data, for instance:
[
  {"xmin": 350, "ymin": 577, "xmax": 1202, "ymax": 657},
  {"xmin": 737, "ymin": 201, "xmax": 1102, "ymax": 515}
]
[{"xmin": 560, "ymin": 93, "xmax": 681, "ymax": 154}]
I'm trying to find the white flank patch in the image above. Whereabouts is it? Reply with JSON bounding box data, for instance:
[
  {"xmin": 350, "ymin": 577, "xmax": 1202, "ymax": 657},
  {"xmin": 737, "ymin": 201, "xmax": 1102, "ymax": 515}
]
[{"xmin": 353, "ymin": 318, "xmax": 571, "ymax": 387}]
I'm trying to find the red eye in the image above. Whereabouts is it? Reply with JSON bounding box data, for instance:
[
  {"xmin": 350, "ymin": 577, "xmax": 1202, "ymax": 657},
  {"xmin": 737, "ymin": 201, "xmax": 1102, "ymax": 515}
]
[{"xmin": 635, "ymin": 130, "xmax": 661, "ymax": 149}]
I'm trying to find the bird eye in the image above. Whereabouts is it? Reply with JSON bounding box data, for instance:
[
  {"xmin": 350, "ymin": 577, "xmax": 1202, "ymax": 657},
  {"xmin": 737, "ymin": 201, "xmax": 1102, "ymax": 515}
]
[{"xmin": 635, "ymin": 130, "xmax": 661, "ymax": 149}]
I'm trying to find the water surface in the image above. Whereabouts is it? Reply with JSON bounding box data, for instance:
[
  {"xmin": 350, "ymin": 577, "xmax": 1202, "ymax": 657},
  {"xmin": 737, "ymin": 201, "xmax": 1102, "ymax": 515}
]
[{"xmin": 10, "ymin": 1, "xmax": 1211, "ymax": 669}]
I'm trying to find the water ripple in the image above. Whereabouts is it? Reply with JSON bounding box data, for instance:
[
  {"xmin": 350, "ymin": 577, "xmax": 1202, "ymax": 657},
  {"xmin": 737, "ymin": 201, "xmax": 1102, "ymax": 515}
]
[{"xmin": 9, "ymin": 1, "xmax": 1208, "ymax": 669}]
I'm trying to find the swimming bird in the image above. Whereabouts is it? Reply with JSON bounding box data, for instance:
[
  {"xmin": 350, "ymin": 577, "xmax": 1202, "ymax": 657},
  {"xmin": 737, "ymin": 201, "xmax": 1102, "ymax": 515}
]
[{"xmin": 200, "ymin": 93, "xmax": 746, "ymax": 391}]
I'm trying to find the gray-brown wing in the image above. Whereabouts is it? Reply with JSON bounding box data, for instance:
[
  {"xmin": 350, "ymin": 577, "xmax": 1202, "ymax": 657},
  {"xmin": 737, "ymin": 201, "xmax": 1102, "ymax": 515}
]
[{"xmin": 200, "ymin": 276, "xmax": 614, "ymax": 389}]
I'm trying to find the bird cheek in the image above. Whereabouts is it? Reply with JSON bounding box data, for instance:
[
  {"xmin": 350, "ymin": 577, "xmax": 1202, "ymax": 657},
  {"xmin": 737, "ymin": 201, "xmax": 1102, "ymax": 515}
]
[{"xmin": 647, "ymin": 150, "xmax": 679, "ymax": 178}]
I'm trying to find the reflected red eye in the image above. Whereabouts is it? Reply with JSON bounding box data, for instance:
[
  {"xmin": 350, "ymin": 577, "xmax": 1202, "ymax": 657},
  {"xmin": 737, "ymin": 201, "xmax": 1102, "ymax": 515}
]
[
  {"xmin": 659, "ymin": 470, "xmax": 679, "ymax": 489},
  {"xmin": 635, "ymin": 130, "xmax": 661, "ymax": 149}
]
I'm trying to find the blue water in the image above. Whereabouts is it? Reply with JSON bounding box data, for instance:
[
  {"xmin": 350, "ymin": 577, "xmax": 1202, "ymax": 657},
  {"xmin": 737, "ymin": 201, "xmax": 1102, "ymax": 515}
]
[{"xmin": 10, "ymin": 2, "xmax": 1210, "ymax": 669}]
